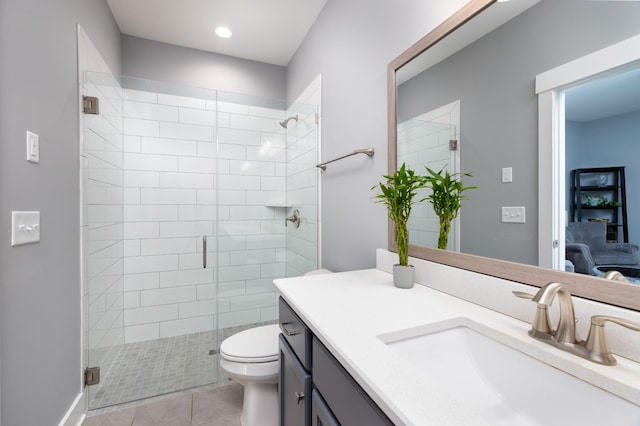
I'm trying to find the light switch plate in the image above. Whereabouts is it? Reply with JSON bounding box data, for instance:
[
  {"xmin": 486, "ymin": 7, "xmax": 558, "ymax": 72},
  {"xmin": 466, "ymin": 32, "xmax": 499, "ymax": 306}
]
[
  {"xmin": 26, "ymin": 130, "xmax": 39, "ymax": 163},
  {"xmin": 502, "ymin": 167, "xmax": 512, "ymax": 183},
  {"xmin": 11, "ymin": 211, "xmax": 41, "ymax": 246},
  {"xmin": 502, "ymin": 206, "xmax": 525, "ymax": 223}
]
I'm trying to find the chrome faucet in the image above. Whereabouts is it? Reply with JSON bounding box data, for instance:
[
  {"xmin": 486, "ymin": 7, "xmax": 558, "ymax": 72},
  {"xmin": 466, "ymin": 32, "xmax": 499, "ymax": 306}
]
[{"xmin": 514, "ymin": 282, "xmax": 640, "ymax": 365}]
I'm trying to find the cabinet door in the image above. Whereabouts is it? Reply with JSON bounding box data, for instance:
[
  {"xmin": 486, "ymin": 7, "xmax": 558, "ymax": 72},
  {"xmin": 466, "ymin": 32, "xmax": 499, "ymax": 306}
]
[
  {"xmin": 311, "ymin": 389, "xmax": 339, "ymax": 426},
  {"xmin": 313, "ymin": 337, "xmax": 394, "ymax": 426},
  {"xmin": 280, "ymin": 335, "xmax": 311, "ymax": 426}
]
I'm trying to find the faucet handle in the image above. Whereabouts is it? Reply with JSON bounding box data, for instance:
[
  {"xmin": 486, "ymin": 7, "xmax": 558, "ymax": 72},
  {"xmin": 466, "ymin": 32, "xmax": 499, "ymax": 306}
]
[
  {"xmin": 584, "ymin": 315, "xmax": 640, "ymax": 365},
  {"xmin": 512, "ymin": 290, "xmax": 553, "ymax": 336},
  {"xmin": 512, "ymin": 291, "xmax": 534, "ymax": 299},
  {"xmin": 285, "ymin": 209, "xmax": 301, "ymax": 228}
]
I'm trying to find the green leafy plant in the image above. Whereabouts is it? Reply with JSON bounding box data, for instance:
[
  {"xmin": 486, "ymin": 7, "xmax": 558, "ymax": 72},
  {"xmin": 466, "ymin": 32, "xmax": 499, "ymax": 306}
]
[
  {"xmin": 580, "ymin": 194, "xmax": 593, "ymax": 207},
  {"xmin": 423, "ymin": 167, "xmax": 477, "ymax": 250},
  {"xmin": 372, "ymin": 163, "xmax": 426, "ymax": 266},
  {"xmin": 581, "ymin": 194, "xmax": 621, "ymax": 207},
  {"xmin": 602, "ymin": 199, "xmax": 621, "ymax": 207}
]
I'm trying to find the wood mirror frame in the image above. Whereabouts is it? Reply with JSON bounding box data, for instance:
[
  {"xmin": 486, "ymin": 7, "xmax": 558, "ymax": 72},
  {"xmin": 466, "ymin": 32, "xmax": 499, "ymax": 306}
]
[{"xmin": 387, "ymin": 0, "xmax": 640, "ymax": 311}]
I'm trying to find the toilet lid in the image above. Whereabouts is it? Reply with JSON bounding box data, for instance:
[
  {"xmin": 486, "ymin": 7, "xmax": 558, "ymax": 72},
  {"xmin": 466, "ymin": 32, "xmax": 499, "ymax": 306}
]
[{"xmin": 220, "ymin": 324, "xmax": 280, "ymax": 363}]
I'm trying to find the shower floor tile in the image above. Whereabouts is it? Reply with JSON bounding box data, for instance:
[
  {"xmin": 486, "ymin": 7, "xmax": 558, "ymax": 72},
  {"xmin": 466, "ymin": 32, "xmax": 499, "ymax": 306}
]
[{"xmin": 89, "ymin": 322, "xmax": 270, "ymax": 410}]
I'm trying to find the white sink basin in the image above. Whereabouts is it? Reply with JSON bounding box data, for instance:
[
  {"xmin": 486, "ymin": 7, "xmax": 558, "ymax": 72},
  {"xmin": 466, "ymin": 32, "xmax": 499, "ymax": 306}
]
[{"xmin": 380, "ymin": 318, "xmax": 640, "ymax": 426}]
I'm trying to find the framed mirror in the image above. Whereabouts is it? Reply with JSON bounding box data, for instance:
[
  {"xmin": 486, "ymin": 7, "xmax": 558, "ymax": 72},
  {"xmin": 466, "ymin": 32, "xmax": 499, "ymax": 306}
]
[{"xmin": 388, "ymin": 0, "xmax": 640, "ymax": 311}]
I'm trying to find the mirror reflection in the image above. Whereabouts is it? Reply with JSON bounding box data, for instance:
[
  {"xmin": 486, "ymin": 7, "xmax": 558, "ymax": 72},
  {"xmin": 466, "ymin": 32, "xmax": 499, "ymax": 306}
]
[
  {"xmin": 398, "ymin": 100, "xmax": 460, "ymax": 249},
  {"xmin": 395, "ymin": 0, "xmax": 640, "ymax": 277},
  {"xmin": 565, "ymin": 67, "xmax": 640, "ymax": 282}
]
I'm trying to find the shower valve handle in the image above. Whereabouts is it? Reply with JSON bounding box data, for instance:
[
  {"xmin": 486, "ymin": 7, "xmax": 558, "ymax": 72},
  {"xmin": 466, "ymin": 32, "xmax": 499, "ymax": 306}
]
[{"xmin": 285, "ymin": 209, "xmax": 301, "ymax": 228}]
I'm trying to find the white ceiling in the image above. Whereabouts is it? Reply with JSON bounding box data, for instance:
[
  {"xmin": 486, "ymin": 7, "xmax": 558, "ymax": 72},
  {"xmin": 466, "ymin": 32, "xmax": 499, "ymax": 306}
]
[
  {"xmin": 565, "ymin": 66, "xmax": 640, "ymax": 122},
  {"xmin": 106, "ymin": 0, "xmax": 328, "ymax": 66},
  {"xmin": 107, "ymin": 0, "xmax": 640, "ymax": 122}
]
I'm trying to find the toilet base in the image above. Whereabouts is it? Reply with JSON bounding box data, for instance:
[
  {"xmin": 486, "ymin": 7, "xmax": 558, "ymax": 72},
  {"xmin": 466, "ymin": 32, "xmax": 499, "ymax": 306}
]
[{"xmin": 240, "ymin": 381, "xmax": 279, "ymax": 426}]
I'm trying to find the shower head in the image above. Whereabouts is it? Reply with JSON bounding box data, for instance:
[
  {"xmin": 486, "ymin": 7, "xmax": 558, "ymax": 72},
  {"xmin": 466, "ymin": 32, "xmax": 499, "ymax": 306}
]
[{"xmin": 279, "ymin": 115, "xmax": 299, "ymax": 129}]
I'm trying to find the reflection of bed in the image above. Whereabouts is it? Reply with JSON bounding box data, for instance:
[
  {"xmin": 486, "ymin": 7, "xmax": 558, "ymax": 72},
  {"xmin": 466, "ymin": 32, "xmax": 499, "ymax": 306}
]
[{"xmin": 565, "ymin": 222, "xmax": 640, "ymax": 275}]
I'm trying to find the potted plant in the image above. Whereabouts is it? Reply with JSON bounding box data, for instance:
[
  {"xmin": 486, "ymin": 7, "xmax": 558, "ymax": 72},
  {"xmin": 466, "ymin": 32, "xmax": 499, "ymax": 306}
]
[
  {"xmin": 372, "ymin": 163, "xmax": 426, "ymax": 288},
  {"xmin": 423, "ymin": 167, "xmax": 477, "ymax": 250}
]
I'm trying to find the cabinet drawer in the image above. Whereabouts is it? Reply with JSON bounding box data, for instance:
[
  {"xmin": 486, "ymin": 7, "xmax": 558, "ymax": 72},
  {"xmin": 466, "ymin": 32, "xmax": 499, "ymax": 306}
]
[
  {"xmin": 312, "ymin": 337, "xmax": 393, "ymax": 426},
  {"xmin": 279, "ymin": 297, "xmax": 312, "ymax": 369},
  {"xmin": 279, "ymin": 335, "xmax": 311, "ymax": 426}
]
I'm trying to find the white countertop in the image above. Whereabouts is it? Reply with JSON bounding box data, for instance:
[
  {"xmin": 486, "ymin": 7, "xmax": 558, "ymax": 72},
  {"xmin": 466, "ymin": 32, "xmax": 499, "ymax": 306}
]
[{"xmin": 274, "ymin": 268, "xmax": 640, "ymax": 426}]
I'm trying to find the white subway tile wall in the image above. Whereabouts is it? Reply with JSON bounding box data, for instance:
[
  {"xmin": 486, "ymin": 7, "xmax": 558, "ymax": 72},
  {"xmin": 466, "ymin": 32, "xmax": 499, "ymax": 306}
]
[
  {"xmin": 121, "ymin": 88, "xmax": 290, "ymax": 342},
  {"xmin": 285, "ymin": 76, "xmax": 321, "ymax": 277}
]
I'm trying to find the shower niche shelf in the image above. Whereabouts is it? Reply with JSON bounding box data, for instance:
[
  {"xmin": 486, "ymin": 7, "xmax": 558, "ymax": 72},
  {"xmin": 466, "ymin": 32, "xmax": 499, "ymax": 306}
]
[{"xmin": 265, "ymin": 202, "xmax": 293, "ymax": 208}]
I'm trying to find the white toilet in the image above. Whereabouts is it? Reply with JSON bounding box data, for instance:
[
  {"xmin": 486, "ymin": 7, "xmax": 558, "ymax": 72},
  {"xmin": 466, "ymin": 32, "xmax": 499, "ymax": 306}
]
[
  {"xmin": 219, "ymin": 269, "xmax": 332, "ymax": 426},
  {"xmin": 220, "ymin": 324, "xmax": 281, "ymax": 426}
]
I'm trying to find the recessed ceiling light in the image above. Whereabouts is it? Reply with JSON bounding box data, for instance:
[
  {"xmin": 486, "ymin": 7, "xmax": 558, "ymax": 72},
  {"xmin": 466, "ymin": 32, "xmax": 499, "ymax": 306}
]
[{"xmin": 215, "ymin": 27, "xmax": 232, "ymax": 39}]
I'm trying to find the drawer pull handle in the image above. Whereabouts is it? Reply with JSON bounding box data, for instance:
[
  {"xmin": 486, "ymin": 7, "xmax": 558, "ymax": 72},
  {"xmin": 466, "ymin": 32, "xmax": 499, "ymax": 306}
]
[
  {"xmin": 295, "ymin": 391, "xmax": 305, "ymax": 404},
  {"xmin": 280, "ymin": 322, "xmax": 299, "ymax": 336}
]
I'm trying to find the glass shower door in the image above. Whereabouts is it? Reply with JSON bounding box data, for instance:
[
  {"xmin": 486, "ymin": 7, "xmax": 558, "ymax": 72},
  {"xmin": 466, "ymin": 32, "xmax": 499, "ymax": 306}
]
[
  {"xmin": 84, "ymin": 73, "xmax": 219, "ymax": 409},
  {"xmin": 82, "ymin": 74, "xmax": 309, "ymax": 410},
  {"xmin": 82, "ymin": 71, "xmax": 126, "ymax": 408}
]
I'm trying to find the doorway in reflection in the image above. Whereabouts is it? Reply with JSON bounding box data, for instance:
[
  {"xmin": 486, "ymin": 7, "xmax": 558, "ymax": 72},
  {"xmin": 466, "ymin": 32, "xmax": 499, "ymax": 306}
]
[{"xmin": 562, "ymin": 67, "xmax": 640, "ymax": 278}]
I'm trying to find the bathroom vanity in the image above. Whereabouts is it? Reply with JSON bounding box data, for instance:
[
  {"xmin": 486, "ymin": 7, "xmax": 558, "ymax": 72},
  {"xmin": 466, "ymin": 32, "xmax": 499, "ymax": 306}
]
[
  {"xmin": 279, "ymin": 297, "xmax": 393, "ymax": 425},
  {"xmin": 274, "ymin": 249, "xmax": 640, "ymax": 425}
]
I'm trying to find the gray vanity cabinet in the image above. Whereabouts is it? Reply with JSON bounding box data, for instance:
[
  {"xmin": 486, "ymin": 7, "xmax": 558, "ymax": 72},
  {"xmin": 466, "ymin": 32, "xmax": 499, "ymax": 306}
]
[{"xmin": 279, "ymin": 297, "xmax": 394, "ymax": 426}]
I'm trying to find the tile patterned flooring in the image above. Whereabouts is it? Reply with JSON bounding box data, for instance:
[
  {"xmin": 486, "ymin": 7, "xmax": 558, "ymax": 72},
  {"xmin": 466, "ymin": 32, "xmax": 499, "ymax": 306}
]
[
  {"xmin": 83, "ymin": 381, "xmax": 243, "ymax": 426},
  {"xmin": 89, "ymin": 323, "xmax": 270, "ymax": 409}
]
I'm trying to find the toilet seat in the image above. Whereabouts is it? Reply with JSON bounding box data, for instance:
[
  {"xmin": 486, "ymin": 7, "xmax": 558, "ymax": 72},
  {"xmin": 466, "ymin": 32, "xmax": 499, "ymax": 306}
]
[{"xmin": 220, "ymin": 324, "xmax": 280, "ymax": 363}]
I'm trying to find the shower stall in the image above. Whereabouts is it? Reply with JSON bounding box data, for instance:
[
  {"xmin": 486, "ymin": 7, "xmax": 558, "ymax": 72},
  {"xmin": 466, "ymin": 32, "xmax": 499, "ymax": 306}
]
[{"xmin": 81, "ymin": 71, "xmax": 321, "ymax": 409}]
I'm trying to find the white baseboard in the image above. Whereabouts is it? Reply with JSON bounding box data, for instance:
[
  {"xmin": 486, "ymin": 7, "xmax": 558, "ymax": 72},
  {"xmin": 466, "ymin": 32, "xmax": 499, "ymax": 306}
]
[{"xmin": 58, "ymin": 391, "xmax": 86, "ymax": 426}]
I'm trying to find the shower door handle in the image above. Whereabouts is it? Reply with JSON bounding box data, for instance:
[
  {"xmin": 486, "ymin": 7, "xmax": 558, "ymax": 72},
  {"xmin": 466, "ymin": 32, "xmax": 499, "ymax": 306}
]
[{"xmin": 202, "ymin": 235, "xmax": 207, "ymax": 269}]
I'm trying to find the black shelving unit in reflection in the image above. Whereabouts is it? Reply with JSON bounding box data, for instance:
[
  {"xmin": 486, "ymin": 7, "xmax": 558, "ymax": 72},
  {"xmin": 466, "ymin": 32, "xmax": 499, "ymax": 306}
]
[{"xmin": 570, "ymin": 167, "xmax": 628, "ymax": 242}]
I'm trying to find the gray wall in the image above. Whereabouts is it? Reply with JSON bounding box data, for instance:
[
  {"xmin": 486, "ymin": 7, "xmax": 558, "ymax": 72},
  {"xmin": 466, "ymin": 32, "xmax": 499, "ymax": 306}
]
[
  {"xmin": 0, "ymin": 0, "xmax": 121, "ymax": 424},
  {"xmin": 286, "ymin": 0, "xmax": 470, "ymax": 271},
  {"xmin": 397, "ymin": 1, "xmax": 640, "ymax": 264},
  {"xmin": 122, "ymin": 35, "xmax": 287, "ymax": 101}
]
